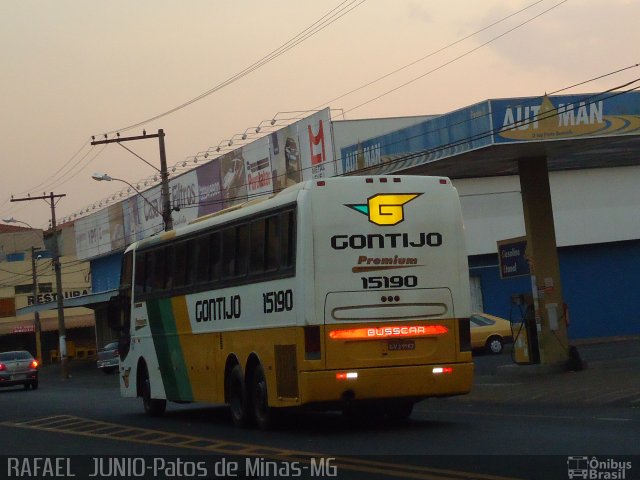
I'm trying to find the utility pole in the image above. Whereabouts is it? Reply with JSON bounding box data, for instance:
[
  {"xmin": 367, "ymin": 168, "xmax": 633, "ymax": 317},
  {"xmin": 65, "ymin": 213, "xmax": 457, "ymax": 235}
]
[
  {"xmin": 31, "ymin": 246, "xmax": 42, "ymax": 365},
  {"xmin": 91, "ymin": 129, "xmax": 173, "ymax": 231},
  {"xmin": 11, "ymin": 192, "xmax": 69, "ymax": 378}
]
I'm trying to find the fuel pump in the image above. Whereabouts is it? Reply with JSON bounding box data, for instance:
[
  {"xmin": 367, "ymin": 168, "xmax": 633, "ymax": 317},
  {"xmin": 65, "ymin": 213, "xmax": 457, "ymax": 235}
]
[{"xmin": 510, "ymin": 294, "xmax": 540, "ymax": 365}]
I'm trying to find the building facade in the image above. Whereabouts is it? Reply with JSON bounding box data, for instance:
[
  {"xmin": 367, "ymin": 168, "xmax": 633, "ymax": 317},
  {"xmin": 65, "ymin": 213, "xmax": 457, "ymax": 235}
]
[{"xmin": 66, "ymin": 94, "xmax": 640, "ymax": 342}]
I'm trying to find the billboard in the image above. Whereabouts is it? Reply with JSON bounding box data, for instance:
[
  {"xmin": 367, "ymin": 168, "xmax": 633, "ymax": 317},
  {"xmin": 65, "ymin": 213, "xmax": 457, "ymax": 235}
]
[
  {"xmin": 269, "ymin": 123, "xmax": 302, "ymax": 191},
  {"xmin": 298, "ymin": 110, "xmax": 338, "ymax": 180},
  {"xmin": 491, "ymin": 91, "xmax": 640, "ymax": 143},
  {"xmin": 196, "ymin": 159, "xmax": 223, "ymax": 217},
  {"xmin": 340, "ymin": 101, "xmax": 492, "ymax": 175},
  {"xmin": 75, "ymin": 207, "xmax": 114, "ymax": 259},
  {"xmin": 75, "ymin": 108, "xmax": 337, "ymax": 260}
]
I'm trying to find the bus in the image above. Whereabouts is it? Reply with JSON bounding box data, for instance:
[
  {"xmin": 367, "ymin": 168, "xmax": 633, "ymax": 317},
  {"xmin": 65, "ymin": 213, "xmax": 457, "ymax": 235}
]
[{"xmin": 114, "ymin": 175, "xmax": 473, "ymax": 428}]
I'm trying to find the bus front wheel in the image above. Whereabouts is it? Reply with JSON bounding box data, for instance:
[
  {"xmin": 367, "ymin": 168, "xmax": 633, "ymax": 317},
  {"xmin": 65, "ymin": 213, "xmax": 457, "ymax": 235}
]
[
  {"xmin": 250, "ymin": 364, "xmax": 276, "ymax": 430},
  {"xmin": 140, "ymin": 365, "xmax": 166, "ymax": 416}
]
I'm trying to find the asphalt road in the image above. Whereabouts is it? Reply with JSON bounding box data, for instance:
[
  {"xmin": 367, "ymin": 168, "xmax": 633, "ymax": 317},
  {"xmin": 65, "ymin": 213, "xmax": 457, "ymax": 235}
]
[{"xmin": 0, "ymin": 345, "xmax": 637, "ymax": 480}]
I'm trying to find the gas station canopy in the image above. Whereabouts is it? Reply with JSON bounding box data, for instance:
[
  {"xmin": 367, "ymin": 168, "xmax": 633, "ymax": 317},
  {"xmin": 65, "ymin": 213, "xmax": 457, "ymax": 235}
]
[{"xmin": 338, "ymin": 91, "xmax": 640, "ymax": 179}]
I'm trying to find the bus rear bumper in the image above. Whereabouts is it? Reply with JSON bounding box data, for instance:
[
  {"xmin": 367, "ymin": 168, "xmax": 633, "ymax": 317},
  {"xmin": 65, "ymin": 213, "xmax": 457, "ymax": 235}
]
[{"xmin": 297, "ymin": 362, "xmax": 473, "ymax": 406}]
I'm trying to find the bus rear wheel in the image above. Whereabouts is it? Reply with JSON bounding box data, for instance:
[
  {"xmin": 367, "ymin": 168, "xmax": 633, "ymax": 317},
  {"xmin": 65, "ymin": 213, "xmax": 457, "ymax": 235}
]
[
  {"xmin": 250, "ymin": 364, "xmax": 276, "ymax": 430},
  {"xmin": 385, "ymin": 399, "xmax": 414, "ymax": 421},
  {"xmin": 140, "ymin": 365, "xmax": 166, "ymax": 416},
  {"xmin": 227, "ymin": 364, "xmax": 250, "ymax": 428}
]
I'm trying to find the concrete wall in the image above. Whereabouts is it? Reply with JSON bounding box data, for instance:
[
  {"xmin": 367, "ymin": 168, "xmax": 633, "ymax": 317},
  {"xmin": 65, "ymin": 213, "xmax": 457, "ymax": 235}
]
[{"xmin": 454, "ymin": 165, "xmax": 640, "ymax": 255}]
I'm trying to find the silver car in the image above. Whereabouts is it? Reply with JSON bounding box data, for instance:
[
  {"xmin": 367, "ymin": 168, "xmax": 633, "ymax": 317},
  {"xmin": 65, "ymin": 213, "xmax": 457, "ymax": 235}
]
[
  {"xmin": 97, "ymin": 341, "xmax": 119, "ymax": 374},
  {"xmin": 0, "ymin": 350, "xmax": 39, "ymax": 390}
]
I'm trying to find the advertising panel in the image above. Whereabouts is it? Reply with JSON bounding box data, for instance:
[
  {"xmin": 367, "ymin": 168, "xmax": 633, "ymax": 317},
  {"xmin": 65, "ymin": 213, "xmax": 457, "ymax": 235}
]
[
  {"xmin": 269, "ymin": 124, "xmax": 302, "ymax": 192},
  {"xmin": 74, "ymin": 108, "xmax": 339, "ymax": 259},
  {"xmin": 340, "ymin": 102, "xmax": 492, "ymax": 175},
  {"xmin": 108, "ymin": 204, "xmax": 125, "ymax": 251},
  {"xmin": 219, "ymin": 147, "xmax": 248, "ymax": 209},
  {"xmin": 491, "ymin": 91, "xmax": 640, "ymax": 144},
  {"xmin": 197, "ymin": 159, "xmax": 223, "ymax": 217},
  {"xmin": 75, "ymin": 208, "xmax": 113, "ymax": 260},
  {"xmin": 297, "ymin": 108, "xmax": 338, "ymax": 180},
  {"xmin": 122, "ymin": 186, "xmax": 164, "ymax": 245},
  {"xmin": 169, "ymin": 170, "xmax": 199, "ymax": 229},
  {"xmin": 243, "ymin": 137, "xmax": 273, "ymax": 199},
  {"xmin": 123, "ymin": 195, "xmax": 143, "ymax": 245}
]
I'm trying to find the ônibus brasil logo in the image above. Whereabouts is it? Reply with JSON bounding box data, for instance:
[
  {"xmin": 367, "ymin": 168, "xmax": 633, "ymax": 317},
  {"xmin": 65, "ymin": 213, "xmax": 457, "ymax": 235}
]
[{"xmin": 346, "ymin": 193, "xmax": 421, "ymax": 226}]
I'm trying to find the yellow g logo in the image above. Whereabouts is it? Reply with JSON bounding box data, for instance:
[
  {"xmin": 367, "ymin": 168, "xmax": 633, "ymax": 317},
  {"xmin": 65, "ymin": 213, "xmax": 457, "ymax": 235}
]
[{"xmin": 347, "ymin": 193, "xmax": 421, "ymax": 226}]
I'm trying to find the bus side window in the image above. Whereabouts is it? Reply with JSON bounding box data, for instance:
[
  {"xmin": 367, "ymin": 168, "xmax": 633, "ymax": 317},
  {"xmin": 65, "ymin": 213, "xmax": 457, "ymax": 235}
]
[
  {"xmin": 236, "ymin": 224, "xmax": 250, "ymax": 277},
  {"xmin": 144, "ymin": 251, "xmax": 156, "ymax": 294},
  {"xmin": 121, "ymin": 251, "xmax": 133, "ymax": 291},
  {"xmin": 173, "ymin": 241, "xmax": 187, "ymax": 288},
  {"xmin": 196, "ymin": 235, "xmax": 210, "ymax": 284},
  {"xmin": 153, "ymin": 248, "xmax": 166, "ymax": 292},
  {"xmin": 209, "ymin": 232, "xmax": 221, "ymax": 283},
  {"xmin": 164, "ymin": 245, "xmax": 174, "ymax": 290},
  {"xmin": 134, "ymin": 252, "xmax": 146, "ymax": 298},
  {"xmin": 250, "ymin": 219, "xmax": 266, "ymax": 274},
  {"xmin": 265, "ymin": 215, "xmax": 279, "ymax": 272},
  {"xmin": 222, "ymin": 227, "xmax": 236, "ymax": 279},
  {"xmin": 186, "ymin": 238, "xmax": 198, "ymax": 286},
  {"xmin": 280, "ymin": 209, "xmax": 295, "ymax": 269}
]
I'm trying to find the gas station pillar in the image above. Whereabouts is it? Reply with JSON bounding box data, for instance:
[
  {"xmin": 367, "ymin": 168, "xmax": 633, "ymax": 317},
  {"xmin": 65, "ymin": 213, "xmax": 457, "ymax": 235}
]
[{"xmin": 518, "ymin": 157, "xmax": 570, "ymax": 366}]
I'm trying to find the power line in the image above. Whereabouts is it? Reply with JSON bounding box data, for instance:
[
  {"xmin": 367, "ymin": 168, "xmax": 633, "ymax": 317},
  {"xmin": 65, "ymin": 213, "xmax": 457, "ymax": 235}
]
[
  {"xmin": 312, "ymin": 0, "xmax": 549, "ymax": 112},
  {"xmin": 343, "ymin": 0, "xmax": 570, "ymax": 115},
  {"xmin": 60, "ymin": 67, "xmax": 640, "ymax": 232},
  {"xmin": 105, "ymin": 0, "xmax": 366, "ymax": 135},
  {"xmin": 5, "ymin": 2, "xmax": 365, "ymax": 207}
]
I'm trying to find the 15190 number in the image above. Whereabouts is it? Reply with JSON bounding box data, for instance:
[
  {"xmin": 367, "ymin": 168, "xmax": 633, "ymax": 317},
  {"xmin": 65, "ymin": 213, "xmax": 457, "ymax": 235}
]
[
  {"xmin": 263, "ymin": 289, "xmax": 293, "ymax": 313},
  {"xmin": 361, "ymin": 275, "xmax": 418, "ymax": 289}
]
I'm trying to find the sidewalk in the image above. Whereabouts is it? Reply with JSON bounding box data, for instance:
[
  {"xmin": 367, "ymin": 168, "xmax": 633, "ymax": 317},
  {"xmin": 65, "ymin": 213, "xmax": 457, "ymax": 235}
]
[{"xmin": 460, "ymin": 337, "xmax": 640, "ymax": 407}]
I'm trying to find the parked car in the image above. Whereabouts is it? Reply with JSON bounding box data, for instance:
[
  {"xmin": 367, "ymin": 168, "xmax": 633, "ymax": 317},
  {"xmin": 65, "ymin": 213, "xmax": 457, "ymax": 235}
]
[
  {"xmin": 0, "ymin": 350, "xmax": 39, "ymax": 390},
  {"xmin": 470, "ymin": 313, "xmax": 513, "ymax": 354},
  {"xmin": 97, "ymin": 341, "xmax": 119, "ymax": 374}
]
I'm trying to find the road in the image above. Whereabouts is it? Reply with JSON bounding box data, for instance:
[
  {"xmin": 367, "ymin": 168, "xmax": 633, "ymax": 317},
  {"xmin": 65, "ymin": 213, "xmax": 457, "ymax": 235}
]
[{"xmin": 0, "ymin": 346, "xmax": 637, "ymax": 480}]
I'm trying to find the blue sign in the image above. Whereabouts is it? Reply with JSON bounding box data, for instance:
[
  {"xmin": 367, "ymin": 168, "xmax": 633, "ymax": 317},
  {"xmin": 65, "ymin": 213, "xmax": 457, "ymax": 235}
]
[
  {"xmin": 340, "ymin": 101, "xmax": 492, "ymax": 174},
  {"xmin": 497, "ymin": 237, "xmax": 530, "ymax": 279},
  {"xmin": 491, "ymin": 91, "xmax": 640, "ymax": 144}
]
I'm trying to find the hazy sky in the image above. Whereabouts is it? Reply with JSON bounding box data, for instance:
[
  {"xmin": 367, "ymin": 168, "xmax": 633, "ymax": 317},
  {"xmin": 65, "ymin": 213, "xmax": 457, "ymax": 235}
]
[{"xmin": 1, "ymin": 0, "xmax": 638, "ymax": 228}]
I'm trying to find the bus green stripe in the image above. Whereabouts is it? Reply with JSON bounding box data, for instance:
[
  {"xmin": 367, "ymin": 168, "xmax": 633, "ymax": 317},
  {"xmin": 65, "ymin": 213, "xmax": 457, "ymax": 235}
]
[{"xmin": 147, "ymin": 298, "xmax": 193, "ymax": 401}]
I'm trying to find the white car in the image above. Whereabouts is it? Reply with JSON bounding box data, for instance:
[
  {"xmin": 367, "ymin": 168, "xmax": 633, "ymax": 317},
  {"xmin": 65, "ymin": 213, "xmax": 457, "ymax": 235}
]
[{"xmin": 0, "ymin": 350, "xmax": 39, "ymax": 390}]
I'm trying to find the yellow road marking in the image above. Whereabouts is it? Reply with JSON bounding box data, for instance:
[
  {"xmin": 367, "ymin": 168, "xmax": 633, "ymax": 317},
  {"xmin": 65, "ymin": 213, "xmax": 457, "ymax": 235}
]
[{"xmin": 2, "ymin": 415, "xmax": 523, "ymax": 480}]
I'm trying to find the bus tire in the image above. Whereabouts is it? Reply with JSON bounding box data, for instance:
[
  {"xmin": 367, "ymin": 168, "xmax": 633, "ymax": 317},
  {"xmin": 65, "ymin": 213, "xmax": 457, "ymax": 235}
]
[
  {"xmin": 250, "ymin": 363, "xmax": 275, "ymax": 430},
  {"xmin": 227, "ymin": 364, "xmax": 250, "ymax": 428},
  {"xmin": 386, "ymin": 400, "xmax": 414, "ymax": 421},
  {"xmin": 140, "ymin": 365, "xmax": 166, "ymax": 416}
]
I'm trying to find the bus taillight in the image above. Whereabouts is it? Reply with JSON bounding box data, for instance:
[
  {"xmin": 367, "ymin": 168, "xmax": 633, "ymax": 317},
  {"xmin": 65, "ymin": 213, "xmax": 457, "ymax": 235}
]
[
  {"xmin": 432, "ymin": 367, "xmax": 453, "ymax": 375},
  {"xmin": 329, "ymin": 325, "xmax": 448, "ymax": 340},
  {"xmin": 336, "ymin": 372, "xmax": 358, "ymax": 380}
]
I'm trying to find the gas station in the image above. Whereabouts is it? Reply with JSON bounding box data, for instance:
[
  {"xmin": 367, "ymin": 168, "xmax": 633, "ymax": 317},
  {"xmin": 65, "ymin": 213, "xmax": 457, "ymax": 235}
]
[
  {"xmin": 11, "ymin": 90, "xmax": 640, "ymax": 370},
  {"xmin": 338, "ymin": 91, "xmax": 640, "ymax": 367}
]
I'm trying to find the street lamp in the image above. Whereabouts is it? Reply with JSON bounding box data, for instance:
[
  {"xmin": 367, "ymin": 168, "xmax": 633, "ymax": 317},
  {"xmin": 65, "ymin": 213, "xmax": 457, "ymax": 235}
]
[
  {"xmin": 90, "ymin": 129, "xmax": 173, "ymax": 231},
  {"xmin": 1, "ymin": 217, "xmax": 44, "ymax": 364},
  {"xmin": 2, "ymin": 217, "xmax": 32, "ymax": 227},
  {"xmin": 91, "ymin": 173, "xmax": 165, "ymax": 221}
]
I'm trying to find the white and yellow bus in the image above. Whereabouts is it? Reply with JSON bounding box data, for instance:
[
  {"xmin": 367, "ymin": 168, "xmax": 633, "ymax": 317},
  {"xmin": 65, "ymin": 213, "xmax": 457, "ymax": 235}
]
[{"xmin": 115, "ymin": 176, "xmax": 473, "ymax": 428}]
